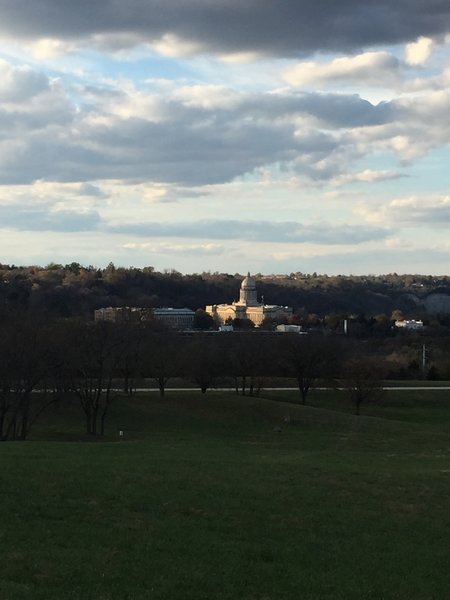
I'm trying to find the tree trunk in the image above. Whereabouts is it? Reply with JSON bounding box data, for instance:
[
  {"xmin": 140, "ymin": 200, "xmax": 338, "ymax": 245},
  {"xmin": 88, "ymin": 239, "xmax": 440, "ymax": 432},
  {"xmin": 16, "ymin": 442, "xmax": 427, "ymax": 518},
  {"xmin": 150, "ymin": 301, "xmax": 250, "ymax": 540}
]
[
  {"xmin": 18, "ymin": 392, "xmax": 31, "ymax": 440},
  {"xmin": 123, "ymin": 372, "xmax": 129, "ymax": 394},
  {"xmin": 100, "ymin": 408, "xmax": 108, "ymax": 436},
  {"xmin": 85, "ymin": 409, "xmax": 92, "ymax": 435},
  {"xmin": 91, "ymin": 405, "xmax": 98, "ymax": 435}
]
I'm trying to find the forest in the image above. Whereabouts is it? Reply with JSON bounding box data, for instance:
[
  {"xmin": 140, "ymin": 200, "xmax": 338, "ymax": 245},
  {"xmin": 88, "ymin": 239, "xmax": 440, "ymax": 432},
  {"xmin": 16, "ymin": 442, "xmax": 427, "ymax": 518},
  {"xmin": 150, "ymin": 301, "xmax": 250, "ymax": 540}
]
[{"xmin": 2, "ymin": 262, "xmax": 450, "ymax": 322}]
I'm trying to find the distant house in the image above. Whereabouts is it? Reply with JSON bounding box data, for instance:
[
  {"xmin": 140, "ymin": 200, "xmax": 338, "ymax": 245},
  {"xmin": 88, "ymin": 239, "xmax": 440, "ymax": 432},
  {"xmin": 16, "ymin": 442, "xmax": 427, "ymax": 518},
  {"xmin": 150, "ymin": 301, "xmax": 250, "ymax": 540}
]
[{"xmin": 395, "ymin": 319, "xmax": 424, "ymax": 330}]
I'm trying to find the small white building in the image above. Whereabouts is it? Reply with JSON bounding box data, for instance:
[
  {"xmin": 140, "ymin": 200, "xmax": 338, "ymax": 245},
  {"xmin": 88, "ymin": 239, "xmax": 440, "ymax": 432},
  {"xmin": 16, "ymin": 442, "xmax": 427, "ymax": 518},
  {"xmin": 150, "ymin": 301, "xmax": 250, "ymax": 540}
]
[
  {"xmin": 275, "ymin": 324, "xmax": 304, "ymax": 333},
  {"xmin": 395, "ymin": 319, "xmax": 424, "ymax": 330}
]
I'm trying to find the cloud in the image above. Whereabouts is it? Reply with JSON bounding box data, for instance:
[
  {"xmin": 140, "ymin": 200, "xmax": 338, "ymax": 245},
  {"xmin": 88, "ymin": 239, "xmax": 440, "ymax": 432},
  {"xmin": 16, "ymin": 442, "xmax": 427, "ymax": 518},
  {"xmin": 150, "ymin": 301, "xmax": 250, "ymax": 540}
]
[
  {"xmin": 0, "ymin": 1, "xmax": 449, "ymax": 58},
  {"xmin": 357, "ymin": 195, "xmax": 450, "ymax": 225},
  {"xmin": 28, "ymin": 37, "xmax": 76, "ymax": 59},
  {"xmin": 123, "ymin": 241, "xmax": 225, "ymax": 255},
  {"xmin": 0, "ymin": 180, "xmax": 108, "ymax": 232},
  {"xmin": 110, "ymin": 219, "xmax": 391, "ymax": 245},
  {"xmin": 405, "ymin": 36, "xmax": 435, "ymax": 66},
  {"xmin": 170, "ymin": 85, "xmax": 240, "ymax": 110},
  {"xmin": 0, "ymin": 203, "xmax": 101, "ymax": 232},
  {"xmin": 283, "ymin": 52, "xmax": 402, "ymax": 88},
  {"xmin": 78, "ymin": 182, "xmax": 108, "ymax": 198},
  {"xmin": 0, "ymin": 56, "xmax": 447, "ymax": 190},
  {"xmin": 0, "ymin": 58, "xmax": 50, "ymax": 102},
  {"xmin": 150, "ymin": 33, "xmax": 203, "ymax": 58},
  {"xmin": 330, "ymin": 169, "xmax": 405, "ymax": 186},
  {"xmin": 271, "ymin": 245, "xmax": 450, "ymax": 276}
]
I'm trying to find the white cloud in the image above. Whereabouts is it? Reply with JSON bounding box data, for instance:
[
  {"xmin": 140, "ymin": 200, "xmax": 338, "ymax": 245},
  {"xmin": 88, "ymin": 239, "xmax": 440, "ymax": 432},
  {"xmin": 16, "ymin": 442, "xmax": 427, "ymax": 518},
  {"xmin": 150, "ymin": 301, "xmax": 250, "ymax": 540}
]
[
  {"xmin": 405, "ymin": 36, "xmax": 435, "ymax": 66},
  {"xmin": 150, "ymin": 33, "xmax": 203, "ymax": 58},
  {"xmin": 218, "ymin": 51, "xmax": 263, "ymax": 64},
  {"xmin": 283, "ymin": 52, "xmax": 401, "ymax": 88},
  {"xmin": 123, "ymin": 241, "xmax": 224, "ymax": 255},
  {"xmin": 27, "ymin": 37, "xmax": 75, "ymax": 59},
  {"xmin": 330, "ymin": 169, "xmax": 404, "ymax": 186},
  {"xmin": 356, "ymin": 195, "xmax": 450, "ymax": 225},
  {"xmin": 170, "ymin": 85, "xmax": 240, "ymax": 109}
]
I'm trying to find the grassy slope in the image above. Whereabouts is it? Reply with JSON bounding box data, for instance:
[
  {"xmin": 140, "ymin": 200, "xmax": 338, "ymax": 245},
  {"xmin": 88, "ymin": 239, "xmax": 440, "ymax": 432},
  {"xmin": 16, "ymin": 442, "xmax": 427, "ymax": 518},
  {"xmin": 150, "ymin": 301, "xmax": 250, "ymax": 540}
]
[{"xmin": 1, "ymin": 391, "xmax": 450, "ymax": 600}]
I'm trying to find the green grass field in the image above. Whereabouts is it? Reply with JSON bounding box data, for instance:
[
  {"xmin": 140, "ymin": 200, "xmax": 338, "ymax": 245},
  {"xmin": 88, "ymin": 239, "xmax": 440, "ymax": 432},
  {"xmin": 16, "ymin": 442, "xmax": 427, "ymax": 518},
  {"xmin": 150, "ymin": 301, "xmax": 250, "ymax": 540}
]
[{"xmin": 1, "ymin": 389, "xmax": 450, "ymax": 599}]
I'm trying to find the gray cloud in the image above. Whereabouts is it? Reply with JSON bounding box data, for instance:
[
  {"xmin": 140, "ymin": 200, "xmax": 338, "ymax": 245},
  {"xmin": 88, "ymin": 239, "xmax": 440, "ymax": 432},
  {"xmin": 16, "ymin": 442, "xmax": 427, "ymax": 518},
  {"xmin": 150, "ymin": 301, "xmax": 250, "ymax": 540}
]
[
  {"xmin": 0, "ymin": 1, "xmax": 449, "ymax": 57},
  {"xmin": 0, "ymin": 77, "xmax": 398, "ymax": 186},
  {"xmin": 0, "ymin": 63, "xmax": 49, "ymax": 102},
  {"xmin": 110, "ymin": 219, "xmax": 391, "ymax": 245},
  {"xmin": 0, "ymin": 204, "xmax": 101, "ymax": 231},
  {"xmin": 78, "ymin": 182, "xmax": 109, "ymax": 198},
  {"xmin": 0, "ymin": 56, "xmax": 445, "ymax": 188},
  {"xmin": 238, "ymin": 93, "xmax": 393, "ymax": 128}
]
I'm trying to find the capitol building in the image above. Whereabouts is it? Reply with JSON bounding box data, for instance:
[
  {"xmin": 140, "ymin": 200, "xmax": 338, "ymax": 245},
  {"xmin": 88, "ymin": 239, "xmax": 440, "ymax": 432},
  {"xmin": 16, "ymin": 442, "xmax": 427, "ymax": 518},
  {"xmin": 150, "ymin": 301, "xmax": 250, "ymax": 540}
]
[{"xmin": 206, "ymin": 273, "xmax": 292, "ymax": 326}]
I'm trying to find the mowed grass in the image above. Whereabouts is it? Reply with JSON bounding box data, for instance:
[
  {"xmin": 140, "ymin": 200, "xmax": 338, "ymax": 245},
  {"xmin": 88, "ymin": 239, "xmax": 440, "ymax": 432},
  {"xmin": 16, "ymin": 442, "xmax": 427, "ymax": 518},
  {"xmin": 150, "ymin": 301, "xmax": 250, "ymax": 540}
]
[{"xmin": 1, "ymin": 390, "xmax": 450, "ymax": 599}]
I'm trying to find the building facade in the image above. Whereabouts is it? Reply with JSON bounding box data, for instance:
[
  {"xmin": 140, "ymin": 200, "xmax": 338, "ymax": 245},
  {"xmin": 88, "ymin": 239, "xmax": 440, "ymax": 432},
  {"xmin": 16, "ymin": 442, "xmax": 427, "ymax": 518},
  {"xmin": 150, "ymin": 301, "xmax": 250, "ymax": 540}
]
[
  {"xmin": 205, "ymin": 273, "xmax": 292, "ymax": 326},
  {"xmin": 94, "ymin": 306, "xmax": 195, "ymax": 329}
]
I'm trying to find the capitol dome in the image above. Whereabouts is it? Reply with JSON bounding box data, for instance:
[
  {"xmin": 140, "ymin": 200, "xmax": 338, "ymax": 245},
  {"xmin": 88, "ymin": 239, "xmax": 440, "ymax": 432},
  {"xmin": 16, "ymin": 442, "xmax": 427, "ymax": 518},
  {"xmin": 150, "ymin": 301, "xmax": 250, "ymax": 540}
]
[
  {"xmin": 239, "ymin": 272, "xmax": 258, "ymax": 305},
  {"xmin": 205, "ymin": 270, "xmax": 292, "ymax": 326},
  {"xmin": 241, "ymin": 272, "xmax": 256, "ymax": 290}
]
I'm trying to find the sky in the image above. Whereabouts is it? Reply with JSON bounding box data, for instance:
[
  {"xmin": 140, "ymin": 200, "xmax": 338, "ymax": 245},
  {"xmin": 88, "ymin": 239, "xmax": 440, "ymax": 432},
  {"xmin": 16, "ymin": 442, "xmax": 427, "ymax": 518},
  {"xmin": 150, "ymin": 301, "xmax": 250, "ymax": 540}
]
[{"xmin": 0, "ymin": 1, "xmax": 450, "ymax": 275}]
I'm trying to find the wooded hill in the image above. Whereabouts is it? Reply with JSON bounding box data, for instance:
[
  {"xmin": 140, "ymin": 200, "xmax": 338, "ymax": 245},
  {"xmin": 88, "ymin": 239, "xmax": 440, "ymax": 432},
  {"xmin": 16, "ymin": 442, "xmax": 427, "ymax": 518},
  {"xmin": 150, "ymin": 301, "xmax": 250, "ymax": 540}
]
[{"xmin": 1, "ymin": 262, "xmax": 450, "ymax": 320}]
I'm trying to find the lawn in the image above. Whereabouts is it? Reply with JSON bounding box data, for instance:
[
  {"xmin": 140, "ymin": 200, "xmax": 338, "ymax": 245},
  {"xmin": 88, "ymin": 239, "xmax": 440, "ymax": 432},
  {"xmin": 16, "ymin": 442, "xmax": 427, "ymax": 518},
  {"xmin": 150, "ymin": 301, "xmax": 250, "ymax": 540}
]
[{"xmin": 1, "ymin": 390, "xmax": 450, "ymax": 599}]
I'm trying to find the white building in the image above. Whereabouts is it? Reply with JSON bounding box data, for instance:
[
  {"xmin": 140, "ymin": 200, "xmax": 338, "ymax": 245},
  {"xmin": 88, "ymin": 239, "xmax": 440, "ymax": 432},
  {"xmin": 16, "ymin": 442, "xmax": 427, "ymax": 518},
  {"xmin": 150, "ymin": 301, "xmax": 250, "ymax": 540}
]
[
  {"xmin": 395, "ymin": 319, "xmax": 424, "ymax": 330},
  {"xmin": 275, "ymin": 324, "xmax": 305, "ymax": 333}
]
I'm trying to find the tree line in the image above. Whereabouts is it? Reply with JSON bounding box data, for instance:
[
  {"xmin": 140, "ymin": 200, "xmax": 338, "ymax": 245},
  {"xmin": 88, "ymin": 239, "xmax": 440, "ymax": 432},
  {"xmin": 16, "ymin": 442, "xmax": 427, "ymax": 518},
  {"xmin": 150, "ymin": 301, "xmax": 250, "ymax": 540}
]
[
  {"xmin": 2, "ymin": 262, "xmax": 450, "ymax": 326},
  {"xmin": 2, "ymin": 307, "xmax": 450, "ymax": 441}
]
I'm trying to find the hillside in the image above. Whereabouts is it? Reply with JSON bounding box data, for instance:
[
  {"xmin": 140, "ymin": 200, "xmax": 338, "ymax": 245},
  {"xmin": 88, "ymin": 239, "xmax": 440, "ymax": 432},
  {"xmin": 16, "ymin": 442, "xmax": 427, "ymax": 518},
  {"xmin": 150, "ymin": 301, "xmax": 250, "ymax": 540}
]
[
  {"xmin": 1, "ymin": 390, "xmax": 450, "ymax": 599},
  {"xmin": 1, "ymin": 263, "xmax": 450, "ymax": 318}
]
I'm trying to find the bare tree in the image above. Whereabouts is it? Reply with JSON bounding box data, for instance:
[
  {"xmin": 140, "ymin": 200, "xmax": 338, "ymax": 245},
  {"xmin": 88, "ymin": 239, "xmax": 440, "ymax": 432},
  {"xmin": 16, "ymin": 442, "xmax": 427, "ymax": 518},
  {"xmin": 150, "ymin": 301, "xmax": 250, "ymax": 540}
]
[
  {"xmin": 0, "ymin": 311, "xmax": 54, "ymax": 441},
  {"xmin": 64, "ymin": 320, "xmax": 121, "ymax": 435},
  {"xmin": 114, "ymin": 320, "xmax": 147, "ymax": 395},
  {"xmin": 226, "ymin": 333, "xmax": 272, "ymax": 396},
  {"xmin": 280, "ymin": 334, "xmax": 336, "ymax": 404},
  {"xmin": 342, "ymin": 357, "xmax": 385, "ymax": 415},
  {"xmin": 142, "ymin": 329, "xmax": 181, "ymax": 397},
  {"xmin": 182, "ymin": 334, "xmax": 220, "ymax": 393}
]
